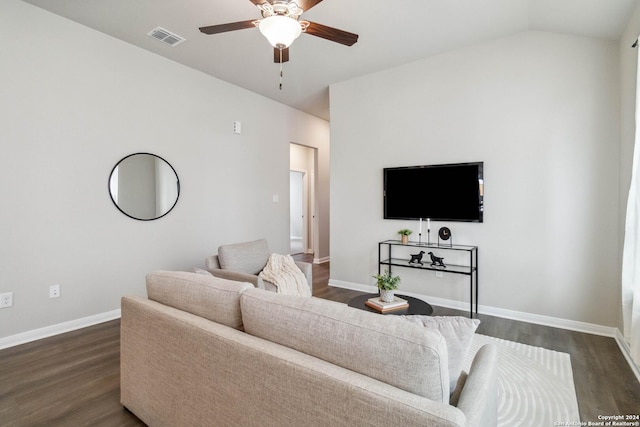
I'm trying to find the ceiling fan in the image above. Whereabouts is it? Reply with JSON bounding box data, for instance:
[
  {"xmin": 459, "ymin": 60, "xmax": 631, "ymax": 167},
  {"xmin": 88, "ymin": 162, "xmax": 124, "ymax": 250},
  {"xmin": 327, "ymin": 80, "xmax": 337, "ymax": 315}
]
[{"xmin": 199, "ymin": 0, "xmax": 359, "ymax": 65}]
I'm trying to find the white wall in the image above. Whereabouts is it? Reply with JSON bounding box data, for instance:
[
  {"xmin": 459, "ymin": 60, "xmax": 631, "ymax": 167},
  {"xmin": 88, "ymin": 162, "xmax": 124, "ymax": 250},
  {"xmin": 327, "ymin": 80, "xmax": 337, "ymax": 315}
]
[
  {"xmin": 330, "ymin": 31, "xmax": 621, "ymax": 327},
  {"xmin": 0, "ymin": 0, "xmax": 329, "ymax": 339},
  {"xmin": 289, "ymin": 171, "xmax": 304, "ymax": 239}
]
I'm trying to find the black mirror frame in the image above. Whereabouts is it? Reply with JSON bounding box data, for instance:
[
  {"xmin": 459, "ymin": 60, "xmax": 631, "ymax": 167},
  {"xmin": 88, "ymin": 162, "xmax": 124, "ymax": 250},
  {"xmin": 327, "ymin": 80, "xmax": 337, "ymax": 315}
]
[{"xmin": 108, "ymin": 152, "xmax": 180, "ymax": 221}]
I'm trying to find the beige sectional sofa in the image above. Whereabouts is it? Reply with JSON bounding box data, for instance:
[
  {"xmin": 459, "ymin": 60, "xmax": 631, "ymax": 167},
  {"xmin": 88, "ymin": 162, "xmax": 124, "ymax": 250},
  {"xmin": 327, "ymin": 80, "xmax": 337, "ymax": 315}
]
[{"xmin": 121, "ymin": 271, "xmax": 497, "ymax": 427}]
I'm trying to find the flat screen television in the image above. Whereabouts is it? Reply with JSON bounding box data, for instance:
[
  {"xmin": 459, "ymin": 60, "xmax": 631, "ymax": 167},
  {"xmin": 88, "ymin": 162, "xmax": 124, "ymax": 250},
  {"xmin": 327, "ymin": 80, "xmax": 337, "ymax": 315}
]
[{"xmin": 383, "ymin": 162, "xmax": 483, "ymax": 222}]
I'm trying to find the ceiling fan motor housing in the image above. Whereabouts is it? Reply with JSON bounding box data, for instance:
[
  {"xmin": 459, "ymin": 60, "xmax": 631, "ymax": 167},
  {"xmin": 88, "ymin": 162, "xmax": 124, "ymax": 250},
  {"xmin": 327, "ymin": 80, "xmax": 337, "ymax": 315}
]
[{"xmin": 260, "ymin": 1, "xmax": 303, "ymax": 20}]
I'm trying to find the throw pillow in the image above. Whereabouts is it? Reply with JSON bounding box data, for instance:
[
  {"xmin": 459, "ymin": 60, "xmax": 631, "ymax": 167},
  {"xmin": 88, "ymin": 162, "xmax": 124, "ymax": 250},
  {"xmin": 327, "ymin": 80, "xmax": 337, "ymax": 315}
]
[{"xmin": 399, "ymin": 315, "xmax": 480, "ymax": 393}]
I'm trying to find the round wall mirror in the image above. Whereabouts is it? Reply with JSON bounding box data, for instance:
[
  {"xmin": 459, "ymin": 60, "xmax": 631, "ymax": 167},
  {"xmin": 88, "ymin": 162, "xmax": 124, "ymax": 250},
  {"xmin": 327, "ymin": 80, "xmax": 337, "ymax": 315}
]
[{"xmin": 108, "ymin": 153, "xmax": 180, "ymax": 221}]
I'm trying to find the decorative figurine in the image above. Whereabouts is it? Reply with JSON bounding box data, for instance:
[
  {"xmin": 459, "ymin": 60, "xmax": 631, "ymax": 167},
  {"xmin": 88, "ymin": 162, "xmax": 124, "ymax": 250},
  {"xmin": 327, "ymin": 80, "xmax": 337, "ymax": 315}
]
[
  {"xmin": 408, "ymin": 251, "xmax": 425, "ymax": 265},
  {"xmin": 428, "ymin": 252, "xmax": 446, "ymax": 268}
]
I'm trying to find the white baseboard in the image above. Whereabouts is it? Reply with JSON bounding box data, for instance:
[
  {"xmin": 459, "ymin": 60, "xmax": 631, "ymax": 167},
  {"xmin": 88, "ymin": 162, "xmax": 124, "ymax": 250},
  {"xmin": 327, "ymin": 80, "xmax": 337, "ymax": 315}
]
[
  {"xmin": 328, "ymin": 279, "xmax": 619, "ymax": 338},
  {"xmin": 480, "ymin": 303, "xmax": 618, "ymax": 338},
  {"xmin": 329, "ymin": 279, "xmax": 374, "ymax": 293},
  {"xmin": 314, "ymin": 256, "xmax": 330, "ymax": 264},
  {"xmin": 0, "ymin": 309, "xmax": 121, "ymax": 350}
]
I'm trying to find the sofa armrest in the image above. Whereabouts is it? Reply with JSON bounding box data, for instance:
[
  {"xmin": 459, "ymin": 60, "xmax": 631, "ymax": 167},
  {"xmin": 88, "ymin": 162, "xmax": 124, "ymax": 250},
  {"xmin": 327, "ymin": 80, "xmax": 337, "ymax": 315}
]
[
  {"xmin": 455, "ymin": 344, "xmax": 498, "ymax": 427},
  {"xmin": 208, "ymin": 268, "xmax": 263, "ymax": 289},
  {"xmin": 205, "ymin": 255, "xmax": 220, "ymax": 270},
  {"xmin": 294, "ymin": 261, "xmax": 313, "ymax": 291}
]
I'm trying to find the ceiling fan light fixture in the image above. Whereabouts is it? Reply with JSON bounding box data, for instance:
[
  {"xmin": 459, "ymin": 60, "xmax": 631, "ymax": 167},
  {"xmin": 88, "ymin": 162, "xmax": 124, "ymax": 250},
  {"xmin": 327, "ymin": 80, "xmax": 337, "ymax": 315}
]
[{"xmin": 259, "ymin": 15, "xmax": 302, "ymax": 49}]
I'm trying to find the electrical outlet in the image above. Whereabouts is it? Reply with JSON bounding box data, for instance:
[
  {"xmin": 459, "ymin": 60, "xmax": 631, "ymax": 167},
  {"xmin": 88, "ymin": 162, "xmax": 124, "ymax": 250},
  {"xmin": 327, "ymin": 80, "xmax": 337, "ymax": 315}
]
[
  {"xmin": 49, "ymin": 284, "xmax": 61, "ymax": 299},
  {"xmin": 435, "ymin": 271, "xmax": 444, "ymax": 278},
  {"xmin": 0, "ymin": 292, "xmax": 13, "ymax": 308}
]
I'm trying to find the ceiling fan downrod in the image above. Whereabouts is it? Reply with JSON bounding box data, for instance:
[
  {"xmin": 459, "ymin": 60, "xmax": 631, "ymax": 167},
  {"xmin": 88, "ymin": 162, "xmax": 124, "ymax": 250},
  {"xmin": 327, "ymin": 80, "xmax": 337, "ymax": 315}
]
[{"xmin": 279, "ymin": 47, "xmax": 284, "ymax": 90}]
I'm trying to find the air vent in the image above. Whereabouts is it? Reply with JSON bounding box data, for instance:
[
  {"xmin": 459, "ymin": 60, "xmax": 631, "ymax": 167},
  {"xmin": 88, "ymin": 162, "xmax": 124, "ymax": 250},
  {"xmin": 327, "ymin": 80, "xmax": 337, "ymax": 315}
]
[{"xmin": 147, "ymin": 27, "xmax": 185, "ymax": 47}]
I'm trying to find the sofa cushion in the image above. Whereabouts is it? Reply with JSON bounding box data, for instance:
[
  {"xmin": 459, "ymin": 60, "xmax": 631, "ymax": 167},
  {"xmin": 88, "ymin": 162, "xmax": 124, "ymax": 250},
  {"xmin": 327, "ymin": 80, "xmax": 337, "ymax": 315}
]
[
  {"xmin": 146, "ymin": 270, "xmax": 253, "ymax": 330},
  {"xmin": 399, "ymin": 315, "xmax": 480, "ymax": 393},
  {"xmin": 240, "ymin": 288, "xmax": 450, "ymax": 402},
  {"xmin": 217, "ymin": 239, "xmax": 270, "ymax": 275}
]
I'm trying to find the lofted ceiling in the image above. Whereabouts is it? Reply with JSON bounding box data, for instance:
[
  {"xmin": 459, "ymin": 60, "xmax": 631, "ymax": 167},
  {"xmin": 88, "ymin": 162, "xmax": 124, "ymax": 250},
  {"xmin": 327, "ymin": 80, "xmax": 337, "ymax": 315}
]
[{"xmin": 22, "ymin": 0, "xmax": 639, "ymax": 121}]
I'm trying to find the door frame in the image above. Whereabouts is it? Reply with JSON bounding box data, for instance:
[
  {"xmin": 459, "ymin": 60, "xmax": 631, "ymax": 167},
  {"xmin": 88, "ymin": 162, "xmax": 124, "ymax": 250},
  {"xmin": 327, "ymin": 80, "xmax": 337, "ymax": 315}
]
[{"xmin": 290, "ymin": 143, "xmax": 317, "ymax": 255}]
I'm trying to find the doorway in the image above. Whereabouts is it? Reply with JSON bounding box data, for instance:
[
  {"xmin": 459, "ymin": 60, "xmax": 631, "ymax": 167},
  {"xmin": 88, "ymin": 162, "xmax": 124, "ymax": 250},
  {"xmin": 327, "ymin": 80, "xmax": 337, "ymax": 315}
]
[{"xmin": 290, "ymin": 143, "xmax": 316, "ymax": 255}]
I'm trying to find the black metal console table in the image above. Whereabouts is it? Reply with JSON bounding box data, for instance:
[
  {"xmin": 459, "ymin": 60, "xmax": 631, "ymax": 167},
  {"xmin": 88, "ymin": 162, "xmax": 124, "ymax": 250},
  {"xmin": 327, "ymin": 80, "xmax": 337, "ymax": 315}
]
[{"xmin": 378, "ymin": 240, "xmax": 478, "ymax": 318}]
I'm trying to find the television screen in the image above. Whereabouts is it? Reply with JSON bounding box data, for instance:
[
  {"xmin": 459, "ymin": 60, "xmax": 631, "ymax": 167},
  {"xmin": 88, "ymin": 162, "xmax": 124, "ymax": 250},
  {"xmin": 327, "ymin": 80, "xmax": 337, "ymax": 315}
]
[{"xmin": 384, "ymin": 162, "xmax": 483, "ymax": 222}]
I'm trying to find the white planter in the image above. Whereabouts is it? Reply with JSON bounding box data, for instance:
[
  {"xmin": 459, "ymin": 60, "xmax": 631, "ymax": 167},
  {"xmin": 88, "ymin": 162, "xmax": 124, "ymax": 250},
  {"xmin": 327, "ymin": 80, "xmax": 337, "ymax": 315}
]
[{"xmin": 379, "ymin": 289, "xmax": 395, "ymax": 302}]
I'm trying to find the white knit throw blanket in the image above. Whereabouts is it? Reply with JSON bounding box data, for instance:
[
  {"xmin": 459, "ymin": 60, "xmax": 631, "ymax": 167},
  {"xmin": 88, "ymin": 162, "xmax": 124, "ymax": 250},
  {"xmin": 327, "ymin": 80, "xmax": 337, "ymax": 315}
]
[{"xmin": 259, "ymin": 253, "xmax": 311, "ymax": 297}]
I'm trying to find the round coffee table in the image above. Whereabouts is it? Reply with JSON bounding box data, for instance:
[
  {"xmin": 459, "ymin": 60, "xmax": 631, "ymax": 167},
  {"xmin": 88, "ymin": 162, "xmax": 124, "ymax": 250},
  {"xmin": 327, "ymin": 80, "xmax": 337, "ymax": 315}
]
[{"xmin": 348, "ymin": 293, "xmax": 433, "ymax": 316}]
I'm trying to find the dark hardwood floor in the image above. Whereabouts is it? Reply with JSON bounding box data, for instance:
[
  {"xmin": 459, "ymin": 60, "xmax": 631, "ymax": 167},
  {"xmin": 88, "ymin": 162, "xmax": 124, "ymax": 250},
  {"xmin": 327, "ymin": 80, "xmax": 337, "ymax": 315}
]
[{"xmin": 1, "ymin": 255, "xmax": 638, "ymax": 425}]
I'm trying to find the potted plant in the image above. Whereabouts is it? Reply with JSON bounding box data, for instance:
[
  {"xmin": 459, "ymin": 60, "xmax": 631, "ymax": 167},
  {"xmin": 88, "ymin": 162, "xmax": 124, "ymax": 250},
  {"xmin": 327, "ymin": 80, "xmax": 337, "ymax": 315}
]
[
  {"xmin": 398, "ymin": 229, "xmax": 412, "ymax": 245},
  {"xmin": 373, "ymin": 270, "xmax": 401, "ymax": 302}
]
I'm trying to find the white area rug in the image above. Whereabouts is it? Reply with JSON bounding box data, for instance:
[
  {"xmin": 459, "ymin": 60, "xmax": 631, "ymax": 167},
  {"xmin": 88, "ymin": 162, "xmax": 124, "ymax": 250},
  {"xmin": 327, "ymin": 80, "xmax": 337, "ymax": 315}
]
[{"xmin": 465, "ymin": 334, "xmax": 581, "ymax": 426}]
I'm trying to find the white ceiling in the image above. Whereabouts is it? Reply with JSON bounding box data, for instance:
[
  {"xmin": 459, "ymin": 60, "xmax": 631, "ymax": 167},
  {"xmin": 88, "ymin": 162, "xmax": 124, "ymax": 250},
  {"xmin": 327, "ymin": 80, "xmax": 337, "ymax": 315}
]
[{"xmin": 22, "ymin": 0, "xmax": 639, "ymax": 120}]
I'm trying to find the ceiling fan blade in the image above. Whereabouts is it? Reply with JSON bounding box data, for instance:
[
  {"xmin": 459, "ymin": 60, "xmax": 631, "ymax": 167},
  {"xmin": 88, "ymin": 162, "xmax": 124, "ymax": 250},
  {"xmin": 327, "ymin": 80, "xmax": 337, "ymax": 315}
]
[
  {"xmin": 305, "ymin": 21, "xmax": 358, "ymax": 46},
  {"xmin": 297, "ymin": 0, "xmax": 324, "ymax": 11},
  {"xmin": 199, "ymin": 20, "xmax": 257, "ymax": 35},
  {"xmin": 248, "ymin": 0, "xmax": 269, "ymax": 7},
  {"xmin": 273, "ymin": 47, "xmax": 290, "ymax": 63}
]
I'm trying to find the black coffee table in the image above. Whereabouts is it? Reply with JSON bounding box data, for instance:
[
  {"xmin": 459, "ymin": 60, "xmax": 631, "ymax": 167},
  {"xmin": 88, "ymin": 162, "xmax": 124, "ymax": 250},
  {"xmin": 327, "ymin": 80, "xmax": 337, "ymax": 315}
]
[{"xmin": 348, "ymin": 293, "xmax": 433, "ymax": 316}]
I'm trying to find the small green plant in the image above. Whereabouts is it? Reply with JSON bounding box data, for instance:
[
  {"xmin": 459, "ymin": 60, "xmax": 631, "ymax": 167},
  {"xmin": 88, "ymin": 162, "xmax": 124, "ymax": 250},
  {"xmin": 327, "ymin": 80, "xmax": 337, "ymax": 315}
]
[
  {"xmin": 397, "ymin": 229, "xmax": 413, "ymax": 236},
  {"xmin": 373, "ymin": 270, "xmax": 401, "ymax": 291}
]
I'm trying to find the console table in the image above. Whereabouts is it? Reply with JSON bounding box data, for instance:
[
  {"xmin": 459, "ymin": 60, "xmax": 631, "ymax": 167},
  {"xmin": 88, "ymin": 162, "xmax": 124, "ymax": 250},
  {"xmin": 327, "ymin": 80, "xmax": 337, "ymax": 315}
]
[{"xmin": 378, "ymin": 240, "xmax": 478, "ymax": 318}]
